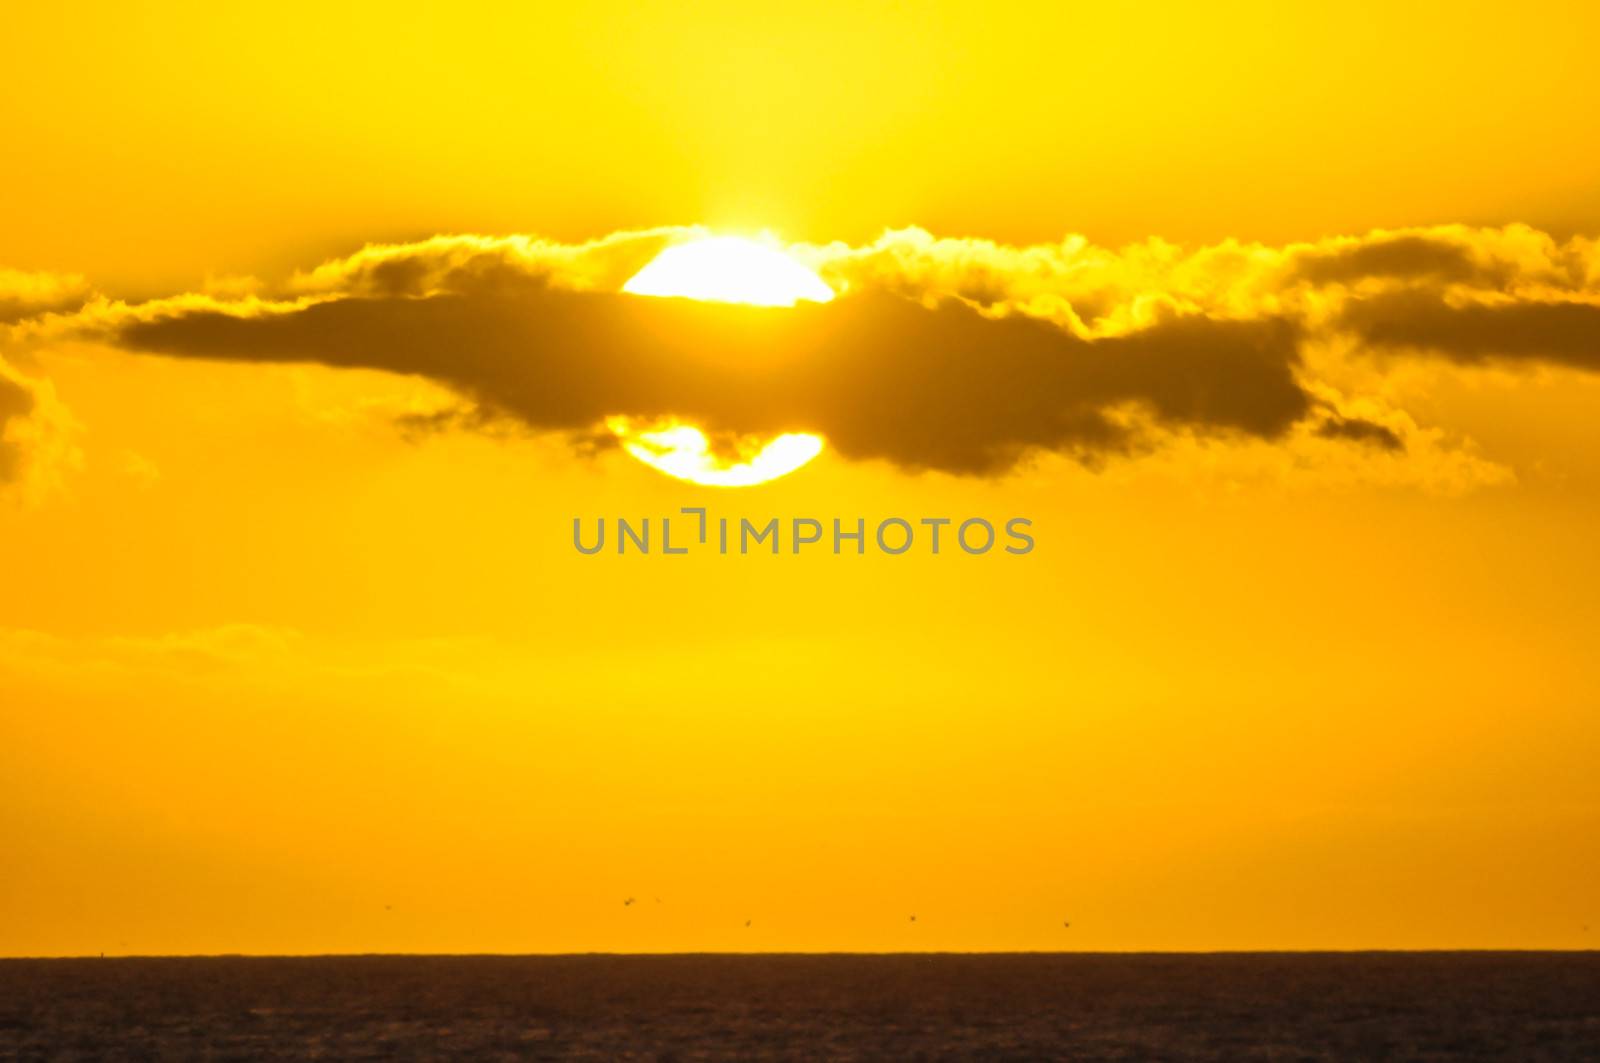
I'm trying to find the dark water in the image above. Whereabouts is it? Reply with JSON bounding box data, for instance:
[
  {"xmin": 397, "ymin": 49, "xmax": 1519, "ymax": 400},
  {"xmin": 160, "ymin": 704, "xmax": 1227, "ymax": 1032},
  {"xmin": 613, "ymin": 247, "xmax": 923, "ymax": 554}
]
[{"xmin": 2, "ymin": 953, "xmax": 1597, "ymax": 1060}]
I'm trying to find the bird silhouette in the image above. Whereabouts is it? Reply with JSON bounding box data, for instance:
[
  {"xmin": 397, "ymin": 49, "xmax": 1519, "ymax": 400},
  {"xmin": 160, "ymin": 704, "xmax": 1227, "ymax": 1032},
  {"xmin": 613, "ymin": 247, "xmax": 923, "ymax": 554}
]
[
  {"xmin": 623, "ymin": 897, "xmax": 636, "ymax": 907},
  {"xmin": 1062, "ymin": 921, "xmax": 1070, "ymax": 928},
  {"xmin": 909, "ymin": 915, "xmax": 917, "ymax": 923},
  {"xmin": 745, "ymin": 919, "xmax": 752, "ymax": 927}
]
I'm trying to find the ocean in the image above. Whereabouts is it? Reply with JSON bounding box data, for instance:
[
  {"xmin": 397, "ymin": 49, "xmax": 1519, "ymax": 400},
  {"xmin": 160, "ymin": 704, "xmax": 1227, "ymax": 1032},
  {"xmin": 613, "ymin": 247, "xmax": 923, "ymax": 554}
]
[{"xmin": 2, "ymin": 952, "xmax": 1597, "ymax": 1060}]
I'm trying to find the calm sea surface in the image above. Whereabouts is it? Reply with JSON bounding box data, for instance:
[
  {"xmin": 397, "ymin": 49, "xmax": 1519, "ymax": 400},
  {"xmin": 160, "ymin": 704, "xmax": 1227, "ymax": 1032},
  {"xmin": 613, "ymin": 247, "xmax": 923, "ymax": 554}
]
[{"xmin": 2, "ymin": 953, "xmax": 1597, "ymax": 1060}]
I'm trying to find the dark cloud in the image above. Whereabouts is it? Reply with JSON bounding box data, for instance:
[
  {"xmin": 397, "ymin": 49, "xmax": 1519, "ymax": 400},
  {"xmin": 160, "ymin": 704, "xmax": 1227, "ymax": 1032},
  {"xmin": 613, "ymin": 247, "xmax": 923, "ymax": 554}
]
[
  {"xmin": 0, "ymin": 372, "xmax": 32, "ymax": 420},
  {"xmin": 1315, "ymin": 414, "xmax": 1404, "ymax": 452},
  {"xmin": 31, "ymin": 222, "xmax": 1594, "ymax": 483},
  {"xmin": 1341, "ymin": 291, "xmax": 1600, "ymax": 370},
  {"xmin": 1291, "ymin": 234, "xmax": 1494, "ymax": 286},
  {"xmin": 391, "ymin": 403, "xmax": 524, "ymax": 444},
  {"xmin": 113, "ymin": 279, "xmax": 1312, "ymax": 475},
  {"xmin": 0, "ymin": 371, "xmax": 33, "ymax": 482}
]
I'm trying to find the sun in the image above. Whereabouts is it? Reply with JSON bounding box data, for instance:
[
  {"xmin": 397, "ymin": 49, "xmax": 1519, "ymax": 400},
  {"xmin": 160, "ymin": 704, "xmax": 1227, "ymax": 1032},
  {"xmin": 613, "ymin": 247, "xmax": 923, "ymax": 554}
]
[
  {"xmin": 622, "ymin": 235, "xmax": 835, "ymax": 307},
  {"xmin": 613, "ymin": 235, "xmax": 830, "ymax": 487},
  {"xmin": 605, "ymin": 416, "xmax": 824, "ymax": 488}
]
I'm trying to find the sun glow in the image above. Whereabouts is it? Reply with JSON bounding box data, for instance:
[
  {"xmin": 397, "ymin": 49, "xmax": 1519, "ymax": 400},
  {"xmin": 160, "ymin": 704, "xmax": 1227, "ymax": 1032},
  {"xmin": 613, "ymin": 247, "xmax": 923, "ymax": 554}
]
[
  {"xmin": 606, "ymin": 416, "xmax": 824, "ymax": 488},
  {"xmin": 622, "ymin": 235, "xmax": 835, "ymax": 307}
]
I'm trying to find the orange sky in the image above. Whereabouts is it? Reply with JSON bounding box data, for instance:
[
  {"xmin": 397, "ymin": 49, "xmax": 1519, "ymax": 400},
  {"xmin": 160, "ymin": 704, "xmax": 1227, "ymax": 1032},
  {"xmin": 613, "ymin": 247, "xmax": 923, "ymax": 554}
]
[{"xmin": 2, "ymin": 1, "xmax": 1598, "ymax": 956}]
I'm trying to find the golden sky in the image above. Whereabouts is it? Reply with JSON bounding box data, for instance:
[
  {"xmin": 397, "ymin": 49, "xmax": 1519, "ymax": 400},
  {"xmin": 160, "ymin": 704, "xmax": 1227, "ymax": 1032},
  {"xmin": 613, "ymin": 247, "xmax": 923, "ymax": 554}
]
[{"xmin": 3, "ymin": 1, "xmax": 1598, "ymax": 955}]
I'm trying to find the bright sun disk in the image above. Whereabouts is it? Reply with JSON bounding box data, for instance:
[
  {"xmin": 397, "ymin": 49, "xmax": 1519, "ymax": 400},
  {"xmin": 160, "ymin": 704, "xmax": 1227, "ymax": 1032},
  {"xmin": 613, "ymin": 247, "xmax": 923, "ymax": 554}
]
[
  {"xmin": 606, "ymin": 416, "xmax": 824, "ymax": 488},
  {"xmin": 622, "ymin": 235, "xmax": 834, "ymax": 307}
]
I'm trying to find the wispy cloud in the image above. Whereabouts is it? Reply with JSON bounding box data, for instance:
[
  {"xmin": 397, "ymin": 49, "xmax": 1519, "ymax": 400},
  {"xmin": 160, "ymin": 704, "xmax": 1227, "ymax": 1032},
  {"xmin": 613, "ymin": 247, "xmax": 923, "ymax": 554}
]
[
  {"xmin": 0, "ymin": 356, "xmax": 78, "ymax": 500},
  {"xmin": 0, "ymin": 268, "xmax": 91, "ymax": 325}
]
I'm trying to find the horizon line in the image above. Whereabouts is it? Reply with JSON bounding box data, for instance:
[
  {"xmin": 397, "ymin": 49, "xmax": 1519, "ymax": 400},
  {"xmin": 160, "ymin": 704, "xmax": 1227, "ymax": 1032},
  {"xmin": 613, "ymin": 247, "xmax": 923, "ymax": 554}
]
[{"xmin": 7, "ymin": 948, "xmax": 1599, "ymax": 962}]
